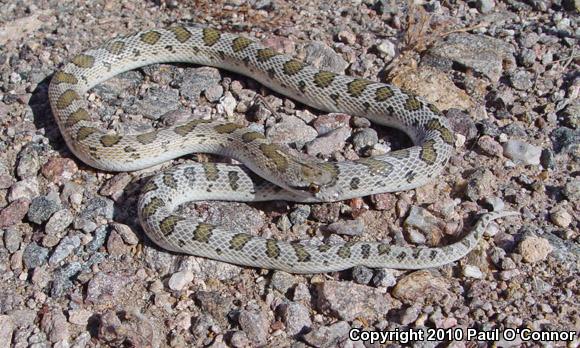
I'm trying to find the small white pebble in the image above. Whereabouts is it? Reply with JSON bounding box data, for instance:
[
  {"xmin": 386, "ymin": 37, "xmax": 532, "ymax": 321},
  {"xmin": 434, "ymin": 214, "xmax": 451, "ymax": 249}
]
[
  {"xmin": 463, "ymin": 265, "xmax": 484, "ymax": 279},
  {"xmin": 168, "ymin": 270, "xmax": 194, "ymax": 291},
  {"xmin": 551, "ymin": 209, "xmax": 572, "ymax": 228}
]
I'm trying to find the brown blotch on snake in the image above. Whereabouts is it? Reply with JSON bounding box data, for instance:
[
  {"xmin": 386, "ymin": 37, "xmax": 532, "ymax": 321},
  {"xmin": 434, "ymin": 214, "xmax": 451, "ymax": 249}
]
[
  {"xmin": 291, "ymin": 243, "xmax": 312, "ymax": 262},
  {"xmin": 229, "ymin": 233, "xmax": 253, "ymax": 251},
  {"xmin": 241, "ymin": 131, "xmax": 266, "ymax": 143},
  {"xmin": 266, "ymin": 240, "xmax": 281, "ymax": 259},
  {"xmin": 53, "ymin": 71, "xmax": 78, "ymax": 85},
  {"xmin": 214, "ymin": 123, "xmax": 245, "ymax": 134},
  {"xmin": 65, "ymin": 108, "xmax": 91, "ymax": 128},
  {"xmin": 56, "ymin": 89, "xmax": 81, "ymax": 109},
  {"xmin": 347, "ymin": 79, "xmax": 373, "ymax": 98},
  {"xmin": 313, "ymin": 71, "xmax": 337, "ymax": 88},
  {"xmin": 419, "ymin": 139, "xmax": 438, "ymax": 165},
  {"xmin": 140, "ymin": 31, "xmax": 162, "ymax": 45},
  {"xmin": 135, "ymin": 131, "xmax": 158, "ymax": 145},
  {"xmin": 159, "ymin": 215, "xmax": 184, "ymax": 236},
  {"xmin": 203, "ymin": 163, "xmax": 220, "ymax": 181},
  {"xmin": 231, "ymin": 37, "xmax": 254, "ymax": 52},
  {"xmin": 104, "ymin": 41, "xmax": 126, "ymax": 55},
  {"xmin": 141, "ymin": 197, "xmax": 165, "ymax": 219},
  {"xmin": 169, "ymin": 26, "xmax": 192, "ymax": 43},
  {"xmin": 259, "ymin": 144, "xmax": 289, "ymax": 171},
  {"xmin": 193, "ymin": 223, "xmax": 215, "ymax": 243},
  {"xmin": 76, "ymin": 127, "xmax": 98, "ymax": 141},
  {"xmin": 283, "ymin": 60, "xmax": 306, "ymax": 75},
  {"xmin": 256, "ymin": 48, "xmax": 279, "ymax": 62},
  {"xmin": 71, "ymin": 54, "xmax": 95, "ymax": 68},
  {"xmin": 202, "ymin": 28, "xmax": 221, "ymax": 46},
  {"xmin": 99, "ymin": 134, "xmax": 122, "ymax": 147}
]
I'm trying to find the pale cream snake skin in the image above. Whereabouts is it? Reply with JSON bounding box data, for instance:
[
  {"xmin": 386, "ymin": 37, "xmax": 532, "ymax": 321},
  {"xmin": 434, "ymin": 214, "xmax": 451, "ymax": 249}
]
[{"xmin": 48, "ymin": 26, "xmax": 518, "ymax": 273}]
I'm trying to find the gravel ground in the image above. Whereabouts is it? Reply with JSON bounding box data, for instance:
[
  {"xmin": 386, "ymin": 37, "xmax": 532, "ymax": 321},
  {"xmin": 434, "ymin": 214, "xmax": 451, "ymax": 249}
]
[{"xmin": 0, "ymin": 0, "xmax": 579, "ymax": 347}]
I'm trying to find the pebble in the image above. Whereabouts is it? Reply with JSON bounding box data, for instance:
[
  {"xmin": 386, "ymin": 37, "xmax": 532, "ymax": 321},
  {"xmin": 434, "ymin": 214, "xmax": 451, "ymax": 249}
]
[
  {"xmin": 305, "ymin": 127, "xmax": 351, "ymax": 156},
  {"xmin": 107, "ymin": 229, "xmax": 130, "ymax": 255},
  {"xmin": 4, "ymin": 227, "xmax": 22, "ymax": 253},
  {"xmin": 99, "ymin": 173, "xmax": 132, "ymax": 199},
  {"xmin": 27, "ymin": 195, "xmax": 60, "ymax": 224},
  {"xmin": 168, "ymin": 270, "xmax": 194, "ymax": 291},
  {"xmin": 392, "ymin": 271, "xmax": 452, "ymax": 304},
  {"xmin": 229, "ymin": 331, "xmax": 251, "ymax": 348},
  {"xmin": 41, "ymin": 157, "xmax": 78, "ymax": 183},
  {"xmin": 302, "ymin": 321, "xmax": 350, "ymax": 347},
  {"xmin": 550, "ymin": 209, "xmax": 572, "ymax": 228},
  {"xmin": 270, "ymin": 271, "xmax": 297, "ymax": 294},
  {"xmin": 509, "ymin": 70, "xmax": 534, "ymax": 90},
  {"xmin": 503, "ymin": 140, "xmax": 542, "ymax": 165},
  {"xmin": 485, "ymin": 196, "xmax": 505, "ymax": 212},
  {"xmin": 550, "ymin": 127, "xmax": 579, "ymax": 153},
  {"xmin": 86, "ymin": 225, "xmax": 109, "ymax": 252},
  {"xmin": 315, "ymin": 281, "xmax": 392, "ymax": 321},
  {"xmin": 237, "ymin": 310, "xmax": 269, "ymax": 346},
  {"xmin": 80, "ymin": 197, "xmax": 115, "ymax": 220},
  {"xmin": 278, "ymin": 302, "xmax": 312, "ymax": 336},
  {"xmin": 477, "ymin": 135, "xmax": 503, "ymax": 157},
  {"xmin": 49, "ymin": 235, "xmax": 81, "ymax": 265},
  {"xmin": 68, "ymin": 309, "xmax": 92, "ymax": 326},
  {"xmin": 351, "ymin": 128, "xmax": 379, "ymax": 151},
  {"xmin": 31, "ymin": 266, "xmax": 51, "ymax": 288},
  {"xmin": 518, "ymin": 237, "xmax": 553, "ymax": 263},
  {"xmin": 86, "ymin": 272, "xmax": 133, "ymax": 304},
  {"xmin": 267, "ymin": 115, "xmax": 318, "ymax": 148},
  {"xmin": 324, "ymin": 219, "xmax": 364, "ymax": 236},
  {"xmin": 217, "ymin": 91, "xmax": 237, "ymax": 118},
  {"xmin": 51, "ymin": 262, "xmax": 82, "ymax": 297},
  {"xmin": 376, "ymin": 39, "xmax": 396, "ymax": 60},
  {"xmin": 178, "ymin": 67, "xmax": 222, "ymax": 100},
  {"xmin": 40, "ymin": 308, "xmax": 70, "ymax": 343},
  {"xmin": 8, "ymin": 178, "xmax": 39, "ymax": 201},
  {"xmin": 288, "ymin": 205, "xmax": 311, "ymax": 225},
  {"xmin": 293, "ymin": 283, "xmax": 311, "ymax": 303},
  {"xmin": 0, "ymin": 199, "xmax": 30, "ymax": 228},
  {"xmin": 427, "ymin": 33, "xmax": 515, "ymax": 82},
  {"xmin": 0, "ymin": 315, "xmax": 14, "ymax": 346},
  {"xmin": 23, "ymin": 242, "xmax": 49, "ymax": 269},
  {"xmin": 465, "ymin": 168, "xmax": 497, "ymax": 202},
  {"xmin": 45, "ymin": 209, "xmax": 74, "ymax": 236},
  {"xmin": 303, "ymin": 42, "xmax": 348, "ymax": 73},
  {"xmin": 16, "ymin": 146, "xmax": 40, "ymax": 178},
  {"xmin": 463, "ymin": 265, "xmax": 484, "ymax": 279},
  {"xmin": 204, "ymin": 84, "xmax": 224, "ymax": 102},
  {"xmin": 540, "ymin": 148, "xmax": 555, "ymax": 169},
  {"xmin": 371, "ymin": 269, "xmax": 397, "ymax": 288},
  {"xmin": 476, "ymin": 0, "xmax": 495, "ymax": 13},
  {"xmin": 135, "ymin": 86, "xmax": 180, "ymax": 120},
  {"xmin": 352, "ymin": 266, "xmax": 374, "ymax": 285},
  {"xmin": 276, "ymin": 215, "xmax": 291, "ymax": 231},
  {"xmin": 404, "ymin": 206, "xmax": 441, "ymax": 236},
  {"xmin": 112, "ymin": 223, "xmax": 139, "ymax": 245},
  {"xmin": 563, "ymin": 179, "xmax": 580, "ymax": 201}
]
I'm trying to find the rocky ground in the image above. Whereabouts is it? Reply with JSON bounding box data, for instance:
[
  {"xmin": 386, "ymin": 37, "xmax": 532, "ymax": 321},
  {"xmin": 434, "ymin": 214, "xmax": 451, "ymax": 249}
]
[{"xmin": 0, "ymin": 0, "xmax": 578, "ymax": 347}]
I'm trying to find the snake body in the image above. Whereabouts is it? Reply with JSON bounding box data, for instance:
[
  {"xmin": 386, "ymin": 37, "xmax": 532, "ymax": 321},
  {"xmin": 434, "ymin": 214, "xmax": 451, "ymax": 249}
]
[{"xmin": 48, "ymin": 26, "xmax": 517, "ymax": 273}]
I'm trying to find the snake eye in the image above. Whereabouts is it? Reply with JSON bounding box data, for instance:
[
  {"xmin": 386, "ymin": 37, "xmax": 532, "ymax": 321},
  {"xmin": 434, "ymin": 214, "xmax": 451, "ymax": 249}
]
[{"xmin": 308, "ymin": 184, "xmax": 320, "ymax": 194}]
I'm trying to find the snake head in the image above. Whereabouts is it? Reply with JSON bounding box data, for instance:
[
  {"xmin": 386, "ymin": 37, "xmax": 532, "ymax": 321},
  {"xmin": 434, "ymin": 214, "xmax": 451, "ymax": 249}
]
[{"xmin": 284, "ymin": 161, "xmax": 341, "ymax": 202}]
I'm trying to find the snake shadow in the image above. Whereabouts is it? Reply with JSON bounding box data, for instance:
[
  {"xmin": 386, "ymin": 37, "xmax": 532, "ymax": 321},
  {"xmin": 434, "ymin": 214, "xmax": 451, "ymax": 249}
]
[{"xmin": 29, "ymin": 75, "xmax": 157, "ymax": 248}]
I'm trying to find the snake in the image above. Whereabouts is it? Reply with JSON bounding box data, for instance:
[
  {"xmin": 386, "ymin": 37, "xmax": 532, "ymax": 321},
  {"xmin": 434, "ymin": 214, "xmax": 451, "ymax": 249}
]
[{"xmin": 48, "ymin": 26, "xmax": 518, "ymax": 273}]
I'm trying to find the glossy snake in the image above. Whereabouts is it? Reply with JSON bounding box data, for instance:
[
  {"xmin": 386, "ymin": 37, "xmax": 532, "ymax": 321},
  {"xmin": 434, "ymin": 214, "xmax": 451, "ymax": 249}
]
[{"xmin": 48, "ymin": 26, "xmax": 517, "ymax": 273}]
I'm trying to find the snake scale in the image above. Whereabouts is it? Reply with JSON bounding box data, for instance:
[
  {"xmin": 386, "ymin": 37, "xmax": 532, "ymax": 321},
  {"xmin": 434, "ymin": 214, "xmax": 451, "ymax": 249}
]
[{"xmin": 48, "ymin": 26, "xmax": 518, "ymax": 273}]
